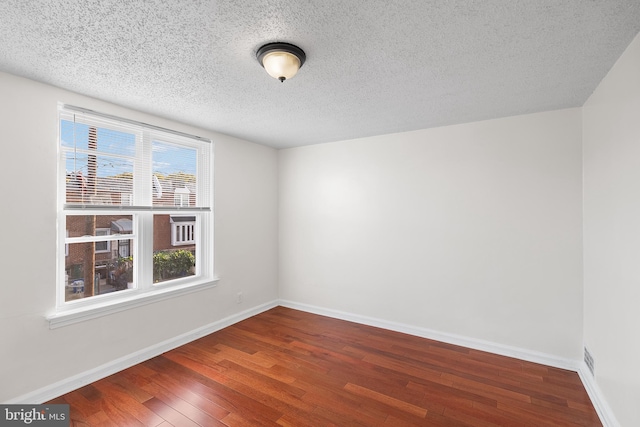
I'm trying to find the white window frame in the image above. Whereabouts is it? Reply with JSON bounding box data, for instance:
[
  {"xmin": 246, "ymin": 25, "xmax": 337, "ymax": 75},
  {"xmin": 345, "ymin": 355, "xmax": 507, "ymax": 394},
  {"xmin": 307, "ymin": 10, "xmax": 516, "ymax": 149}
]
[{"xmin": 50, "ymin": 104, "xmax": 217, "ymax": 328}]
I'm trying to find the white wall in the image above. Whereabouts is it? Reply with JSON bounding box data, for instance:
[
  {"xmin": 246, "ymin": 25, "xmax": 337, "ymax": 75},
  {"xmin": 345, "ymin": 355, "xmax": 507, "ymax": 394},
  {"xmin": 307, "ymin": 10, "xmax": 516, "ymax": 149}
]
[
  {"xmin": 279, "ymin": 109, "xmax": 584, "ymax": 359},
  {"xmin": 583, "ymin": 32, "xmax": 640, "ymax": 427},
  {"xmin": 0, "ymin": 71, "xmax": 279, "ymax": 402}
]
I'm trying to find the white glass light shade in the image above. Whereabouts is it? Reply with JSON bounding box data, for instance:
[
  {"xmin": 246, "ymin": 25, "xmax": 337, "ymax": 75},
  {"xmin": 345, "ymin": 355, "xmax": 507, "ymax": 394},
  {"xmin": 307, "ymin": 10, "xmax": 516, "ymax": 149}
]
[{"xmin": 261, "ymin": 51, "xmax": 301, "ymax": 81}]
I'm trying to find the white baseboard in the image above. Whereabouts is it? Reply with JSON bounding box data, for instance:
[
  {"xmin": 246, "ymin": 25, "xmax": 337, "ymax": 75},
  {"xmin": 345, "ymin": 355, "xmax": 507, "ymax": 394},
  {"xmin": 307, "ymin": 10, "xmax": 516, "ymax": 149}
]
[
  {"xmin": 577, "ymin": 363, "xmax": 620, "ymax": 427},
  {"xmin": 6, "ymin": 300, "xmax": 279, "ymax": 404},
  {"xmin": 279, "ymin": 299, "xmax": 579, "ymax": 371}
]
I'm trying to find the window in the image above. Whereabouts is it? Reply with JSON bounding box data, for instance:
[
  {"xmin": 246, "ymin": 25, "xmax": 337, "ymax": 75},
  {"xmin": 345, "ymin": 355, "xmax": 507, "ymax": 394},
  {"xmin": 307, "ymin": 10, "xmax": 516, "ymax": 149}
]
[
  {"xmin": 171, "ymin": 216, "xmax": 196, "ymax": 246},
  {"xmin": 56, "ymin": 105, "xmax": 214, "ymax": 314},
  {"xmin": 174, "ymin": 188, "xmax": 190, "ymax": 207},
  {"xmin": 95, "ymin": 228, "xmax": 111, "ymax": 253}
]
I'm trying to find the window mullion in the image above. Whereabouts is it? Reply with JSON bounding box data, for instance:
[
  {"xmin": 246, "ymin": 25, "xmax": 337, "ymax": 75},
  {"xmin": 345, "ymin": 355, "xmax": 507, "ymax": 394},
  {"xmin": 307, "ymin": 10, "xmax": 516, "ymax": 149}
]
[
  {"xmin": 134, "ymin": 130, "xmax": 150, "ymax": 206},
  {"xmin": 136, "ymin": 212, "xmax": 153, "ymax": 289},
  {"xmin": 136, "ymin": 131, "xmax": 153, "ymax": 290}
]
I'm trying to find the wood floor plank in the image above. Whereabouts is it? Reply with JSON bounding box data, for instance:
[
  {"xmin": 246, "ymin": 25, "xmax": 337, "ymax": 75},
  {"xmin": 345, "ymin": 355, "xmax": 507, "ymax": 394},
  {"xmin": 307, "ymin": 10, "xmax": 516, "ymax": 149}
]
[
  {"xmin": 145, "ymin": 356, "xmax": 283, "ymax": 425},
  {"xmin": 299, "ymin": 384, "xmax": 387, "ymax": 425},
  {"xmin": 406, "ymin": 379, "xmax": 497, "ymax": 410},
  {"xmin": 91, "ymin": 378, "xmax": 164, "ymax": 426},
  {"xmin": 344, "ymin": 383, "xmax": 428, "ymax": 419},
  {"xmin": 146, "ymin": 374, "xmax": 231, "ymax": 422},
  {"xmin": 143, "ymin": 397, "xmax": 201, "ymax": 427},
  {"xmin": 84, "ymin": 409, "xmax": 112, "ymax": 426},
  {"xmin": 60, "ymin": 390, "xmax": 102, "ymax": 421},
  {"xmin": 47, "ymin": 306, "xmax": 601, "ymax": 426},
  {"xmin": 107, "ymin": 372, "xmax": 155, "ymax": 404},
  {"xmin": 97, "ymin": 396, "xmax": 146, "ymax": 426},
  {"xmin": 442, "ymin": 402, "xmax": 532, "ymax": 427}
]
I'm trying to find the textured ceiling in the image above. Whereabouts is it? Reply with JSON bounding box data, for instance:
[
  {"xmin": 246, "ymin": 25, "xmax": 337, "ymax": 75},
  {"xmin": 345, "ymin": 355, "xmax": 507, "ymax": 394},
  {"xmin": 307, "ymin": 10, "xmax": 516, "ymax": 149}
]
[{"xmin": 1, "ymin": 1, "xmax": 639, "ymax": 149}]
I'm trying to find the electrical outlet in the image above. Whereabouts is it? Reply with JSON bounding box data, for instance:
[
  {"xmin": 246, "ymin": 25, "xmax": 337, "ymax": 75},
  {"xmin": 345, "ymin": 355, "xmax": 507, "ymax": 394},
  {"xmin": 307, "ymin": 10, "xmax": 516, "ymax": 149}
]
[{"xmin": 236, "ymin": 292, "xmax": 243, "ymax": 304}]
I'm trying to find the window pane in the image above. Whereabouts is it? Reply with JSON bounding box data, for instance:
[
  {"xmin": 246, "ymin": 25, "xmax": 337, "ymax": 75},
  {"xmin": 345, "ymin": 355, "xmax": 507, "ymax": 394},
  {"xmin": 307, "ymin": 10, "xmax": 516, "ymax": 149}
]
[
  {"xmin": 62, "ymin": 120, "xmax": 135, "ymax": 206},
  {"xmin": 66, "ymin": 215, "xmax": 133, "ymax": 238},
  {"xmin": 153, "ymin": 214, "xmax": 196, "ymax": 283},
  {"xmin": 152, "ymin": 141, "xmax": 197, "ymax": 207},
  {"xmin": 64, "ymin": 240, "xmax": 134, "ymax": 302}
]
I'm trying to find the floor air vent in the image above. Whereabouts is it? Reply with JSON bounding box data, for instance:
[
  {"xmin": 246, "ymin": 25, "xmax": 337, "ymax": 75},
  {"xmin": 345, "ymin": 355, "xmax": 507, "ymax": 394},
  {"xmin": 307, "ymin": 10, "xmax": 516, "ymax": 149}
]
[{"xmin": 584, "ymin": 346, "xmax": 595, "ymax": 376}]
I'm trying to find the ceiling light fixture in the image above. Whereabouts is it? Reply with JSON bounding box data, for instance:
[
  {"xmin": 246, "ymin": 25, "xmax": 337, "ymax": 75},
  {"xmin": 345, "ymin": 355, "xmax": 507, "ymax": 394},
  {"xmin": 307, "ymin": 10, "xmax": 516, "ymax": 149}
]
[{"xmin": 257, "ymin": 42, "xmax": 306, "ymax": 82}]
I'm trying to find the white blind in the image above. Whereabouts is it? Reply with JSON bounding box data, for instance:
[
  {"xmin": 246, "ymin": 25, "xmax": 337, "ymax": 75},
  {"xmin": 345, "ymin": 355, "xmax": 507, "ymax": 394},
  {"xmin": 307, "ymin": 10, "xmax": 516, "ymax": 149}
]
[{"xmin": 60, "ymin": 106, "xmax": 212, "ymax": 211}]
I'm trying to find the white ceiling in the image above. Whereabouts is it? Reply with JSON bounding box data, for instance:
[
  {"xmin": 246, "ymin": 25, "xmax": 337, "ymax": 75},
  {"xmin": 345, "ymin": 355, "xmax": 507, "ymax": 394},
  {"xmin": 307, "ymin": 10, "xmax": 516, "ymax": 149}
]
[{"xmin": 1, "ymin": 1, "xmax": 639, "ymax": 149}]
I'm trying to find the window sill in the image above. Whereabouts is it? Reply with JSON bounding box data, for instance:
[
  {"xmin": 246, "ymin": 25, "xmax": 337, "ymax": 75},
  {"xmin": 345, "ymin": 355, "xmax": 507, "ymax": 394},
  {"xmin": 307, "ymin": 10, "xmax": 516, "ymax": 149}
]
[{"xmin": 46, "ymin": 277, "xmax": 219, "ymax": 329}]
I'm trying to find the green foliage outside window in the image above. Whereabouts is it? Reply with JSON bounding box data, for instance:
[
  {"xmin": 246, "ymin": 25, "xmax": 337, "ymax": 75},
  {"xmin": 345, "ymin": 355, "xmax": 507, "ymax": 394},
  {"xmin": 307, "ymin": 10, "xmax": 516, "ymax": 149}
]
[{"xmin": 153, "ymin": 250, "xmax": 195, "ymax": 282}]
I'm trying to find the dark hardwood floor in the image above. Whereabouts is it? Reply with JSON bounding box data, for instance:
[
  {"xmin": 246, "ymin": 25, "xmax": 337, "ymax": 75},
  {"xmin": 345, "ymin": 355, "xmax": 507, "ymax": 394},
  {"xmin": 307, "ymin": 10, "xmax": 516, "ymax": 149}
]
[{"xmin": 47, "ymin": 306, "xmax": 601, "ymax": 426}]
